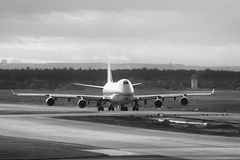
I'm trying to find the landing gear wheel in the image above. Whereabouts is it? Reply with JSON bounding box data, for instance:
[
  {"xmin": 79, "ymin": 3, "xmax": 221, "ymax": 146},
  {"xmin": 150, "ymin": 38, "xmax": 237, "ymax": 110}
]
[
  {"xmin": 98, "ymin": 106, "xmax": 104, "ymax": 111},
  {"xmin": 108, "ymin": 105, "xmax": 114, "ymax": 111},
  {"xmin": 132, "ymin": 106, "xmax": 139, "ymax": 111},
  {"xmin": 121, "ymin": 106, "xmax": 128, "ymax": 111},
  {"xmin": 134, "ymin": 107, "xmax": 139, "ymax": 111}
]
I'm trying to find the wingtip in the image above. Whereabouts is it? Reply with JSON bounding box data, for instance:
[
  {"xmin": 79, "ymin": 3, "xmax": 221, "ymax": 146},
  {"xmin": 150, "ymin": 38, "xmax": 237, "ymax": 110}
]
[
  {"xmin": 211, "ymin": 89, "xmax": 215, "ymax": 95},
  {"xmin": 10, "ymin": 89, "xmax": 16, "ymax": 95}
]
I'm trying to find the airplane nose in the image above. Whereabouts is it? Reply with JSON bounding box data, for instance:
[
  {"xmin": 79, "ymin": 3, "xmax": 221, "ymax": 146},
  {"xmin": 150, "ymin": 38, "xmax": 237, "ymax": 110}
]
[{"xmin": 119, "ymin": 79, "xmax": 134, "ymax": 94}]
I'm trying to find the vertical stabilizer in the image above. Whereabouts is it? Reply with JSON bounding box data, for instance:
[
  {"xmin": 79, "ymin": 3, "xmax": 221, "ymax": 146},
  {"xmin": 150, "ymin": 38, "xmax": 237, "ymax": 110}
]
[{"xmin": 107, "ymin": 59, "xmax": 113, "ymax": 83}]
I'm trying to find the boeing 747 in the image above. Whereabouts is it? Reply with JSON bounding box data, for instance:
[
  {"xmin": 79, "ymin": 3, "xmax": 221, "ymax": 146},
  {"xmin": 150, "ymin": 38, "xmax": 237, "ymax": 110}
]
[{"xmin": 11, "ymin": 61, "xmax": 214, "ymax": 111}]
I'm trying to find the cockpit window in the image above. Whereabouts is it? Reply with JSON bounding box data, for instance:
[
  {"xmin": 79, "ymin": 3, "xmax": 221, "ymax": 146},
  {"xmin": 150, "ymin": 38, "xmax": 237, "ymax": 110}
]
[{"xmin": 123, "ymin": 81, "xmax": 129, "ymax": 85}]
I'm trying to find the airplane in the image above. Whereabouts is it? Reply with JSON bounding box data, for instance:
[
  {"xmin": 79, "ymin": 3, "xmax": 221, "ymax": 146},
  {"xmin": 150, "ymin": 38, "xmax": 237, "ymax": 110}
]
[{"xmin": 11, "ymin": 61, "xmax": 214, "ymax": 111}]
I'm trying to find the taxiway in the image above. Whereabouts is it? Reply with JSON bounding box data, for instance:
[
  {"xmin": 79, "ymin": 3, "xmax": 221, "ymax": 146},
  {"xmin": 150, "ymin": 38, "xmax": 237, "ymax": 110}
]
[{"xmin": 0, "ymin": 103, "xmax": 240, "ymax": 160}]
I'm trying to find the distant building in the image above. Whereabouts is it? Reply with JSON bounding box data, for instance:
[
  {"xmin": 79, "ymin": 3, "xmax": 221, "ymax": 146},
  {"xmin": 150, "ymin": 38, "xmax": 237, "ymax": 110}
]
[
  {"xmin": 191, "ymin": 74, "xmax": 198, "ymax": 90},
  {"xmin": 1, "ymin": 59, "xmax": 7, "ymax": 65}
]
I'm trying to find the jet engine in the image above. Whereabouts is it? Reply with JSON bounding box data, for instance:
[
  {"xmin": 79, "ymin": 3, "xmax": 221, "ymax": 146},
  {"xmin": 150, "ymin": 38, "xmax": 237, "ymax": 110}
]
[
  {"xmin": 180, "ymin": 97, "xmax": 189, "ymax": 106},
  {"xmin": 77, "ymin": 99, "xmax": 87, "ymax": 108},
  {"xmin": 46, "ymin": 97, "xmax": 55, "ymax": 106},
  {"xmin": 154, "ymin": 99, "xmax": 163, "ymax": 108}
]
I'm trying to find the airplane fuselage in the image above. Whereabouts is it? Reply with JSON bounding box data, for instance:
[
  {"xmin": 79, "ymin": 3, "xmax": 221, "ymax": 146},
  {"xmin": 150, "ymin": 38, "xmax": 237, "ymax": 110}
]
[{"xmin": 103, "ymin": 79, "xmax": 134, "ymax": 105}]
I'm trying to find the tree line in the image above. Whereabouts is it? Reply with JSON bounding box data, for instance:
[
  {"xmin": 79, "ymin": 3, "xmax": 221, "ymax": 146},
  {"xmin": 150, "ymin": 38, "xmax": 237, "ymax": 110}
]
[{"xmin": 0, "ymin": 68, "xmax": 240, "ymax": 90}]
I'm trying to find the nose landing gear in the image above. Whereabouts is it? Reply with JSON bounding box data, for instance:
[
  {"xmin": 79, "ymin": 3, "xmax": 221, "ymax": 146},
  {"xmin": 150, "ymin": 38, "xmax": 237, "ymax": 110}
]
[
  {"xmin": 97, "ymin": 100, "xmax": 104, "ymax": 111},
  {"xmin": 132, "ymin": 106, "xmax": 139, "ymax": 111}
]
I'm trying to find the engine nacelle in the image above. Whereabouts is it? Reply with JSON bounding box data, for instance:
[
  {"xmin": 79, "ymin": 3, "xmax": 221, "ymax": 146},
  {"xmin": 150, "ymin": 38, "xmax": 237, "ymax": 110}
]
[
  {"xmin": 180, "ymin": 97, "xmax": 189, "ymax": 106},
  {"xmin": 78, "ymin": 99, "xmax": 87, "ymax": 108},
  {"xmin": 154, "ymin": 99, "xmax": 163, "ymax": 108},
  {"xmin": 46, "ymin": 97, "xmax": 55, "ymax": 106}
]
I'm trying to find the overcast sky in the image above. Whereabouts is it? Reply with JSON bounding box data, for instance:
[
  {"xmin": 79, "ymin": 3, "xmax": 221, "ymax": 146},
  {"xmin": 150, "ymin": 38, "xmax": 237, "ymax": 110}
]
[{"xmin": 0, "ymin": 0, "xmax": 240, "ymax": 65}]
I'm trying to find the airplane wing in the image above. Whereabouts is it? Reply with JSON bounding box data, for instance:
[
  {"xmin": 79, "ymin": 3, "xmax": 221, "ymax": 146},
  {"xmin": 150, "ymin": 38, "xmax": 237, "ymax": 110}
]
[
  {"xmin": 135, "ymin": 89, "xmax": 214, "ymax": 100},
  {"xmin": 11, "ymin": 89, "xmax": 103, "ymax": 101}
]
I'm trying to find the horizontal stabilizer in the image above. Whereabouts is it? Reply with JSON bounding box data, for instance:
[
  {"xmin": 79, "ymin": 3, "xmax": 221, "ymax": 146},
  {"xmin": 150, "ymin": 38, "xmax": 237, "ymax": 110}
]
[
  {"xmin": 73, "ymin": 83, "xmax": 104, "ymax": 89},
  {"xmin": 10, "ymin": 89, "xmax": 16, "ymax": 95},
  {"xmin": 132, "ymin": 83, "xmax": 142, "ymax": 86}
]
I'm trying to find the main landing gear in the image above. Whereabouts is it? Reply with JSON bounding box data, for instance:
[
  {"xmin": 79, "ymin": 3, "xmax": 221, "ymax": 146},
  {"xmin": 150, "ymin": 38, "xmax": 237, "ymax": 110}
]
[
  {"xmin": 97, "ymin": 100, "xmax": 104, "ymax": 111},
  {"xmin": 108, "ymin": 104, "xmax": 114, "ymax": 111},
  {"xmin": 97, "ymin": 101, "xmax": 139, "ymax": 112},
  {"xmin": 98, "ymin": 106, "xmax": 104, "ymax": 111},
  {"xmin": 120, "ymin": 105, "xmax": 128, "ymax": 111}
]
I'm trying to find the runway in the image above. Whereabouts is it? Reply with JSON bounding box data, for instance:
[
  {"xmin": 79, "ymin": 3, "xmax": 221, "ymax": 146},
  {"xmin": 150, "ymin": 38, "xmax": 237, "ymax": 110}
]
[{"xmin": 0, "ymin": 103, "xmax": 240, "ymax": 160}]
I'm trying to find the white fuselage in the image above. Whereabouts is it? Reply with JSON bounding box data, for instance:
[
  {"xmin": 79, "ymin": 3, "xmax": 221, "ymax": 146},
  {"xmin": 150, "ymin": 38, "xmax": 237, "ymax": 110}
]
[{"xmin": 102, "ymin": 79, "xmax": 134, "ymax": 105}]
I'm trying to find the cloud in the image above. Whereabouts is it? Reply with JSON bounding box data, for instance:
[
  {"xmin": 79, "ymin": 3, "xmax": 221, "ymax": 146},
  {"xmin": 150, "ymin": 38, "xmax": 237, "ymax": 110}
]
[
  {"xmin": 0, "ymin": 0, "xmax": 239, "ymax": 14},
  {"xmin": 1, "ymin": 9, "xmax": 239, "ymax": 44},
  {"xmin": 0, "ymin": 0, "xmax": 240, "ymax": 65},
  {"xmin": 0, "ymin": 35, "xmax": 239, "ymax": 65}
]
